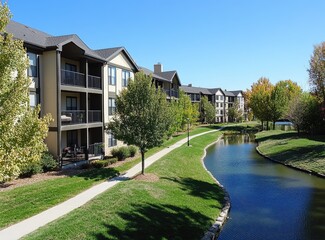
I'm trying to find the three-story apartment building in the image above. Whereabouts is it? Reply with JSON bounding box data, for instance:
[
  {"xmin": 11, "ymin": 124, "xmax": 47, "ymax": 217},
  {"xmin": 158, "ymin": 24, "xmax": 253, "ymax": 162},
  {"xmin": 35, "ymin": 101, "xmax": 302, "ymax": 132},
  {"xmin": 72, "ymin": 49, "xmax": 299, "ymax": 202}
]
[
  {"xmin": 6, "ymin": 20, "xmax": 183, "ymax": 165},
  {"xmin": 180, "ymin": 84, "xmax": 245, "ymax": 123}
]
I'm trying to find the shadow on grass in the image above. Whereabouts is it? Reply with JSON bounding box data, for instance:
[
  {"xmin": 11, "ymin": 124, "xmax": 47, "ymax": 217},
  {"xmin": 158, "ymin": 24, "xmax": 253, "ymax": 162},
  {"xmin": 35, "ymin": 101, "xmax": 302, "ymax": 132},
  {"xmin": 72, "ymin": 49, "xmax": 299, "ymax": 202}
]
[
  {"xmin": 162, "ymin": 177, "xmax": 225, "ymax": 202},
  {"xmin": 270, "ymin": 144, "xmax": 325, "ymax": 163},
  {"xmin": 74, "ymin": 168, "xmax": 120, "ymax": 181},
  {"xmin": 93, "ymin": 203, "xmax": 212, "ymax": 240},
  {"xmin": 256, "ymin": 132, "xmax": 298, "ymax": 143}
]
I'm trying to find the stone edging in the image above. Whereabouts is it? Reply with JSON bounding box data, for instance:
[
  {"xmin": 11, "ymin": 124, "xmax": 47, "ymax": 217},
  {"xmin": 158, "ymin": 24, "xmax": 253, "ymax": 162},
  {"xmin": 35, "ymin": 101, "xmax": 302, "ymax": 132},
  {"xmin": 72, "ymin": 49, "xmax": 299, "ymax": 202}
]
[
  {"xmin": 200, "ymin": 135, "xmax": 231, "ymax": 240},
  {"xmin": 255, "ymin": 144, "xmax": 325, "ymax": 179}
]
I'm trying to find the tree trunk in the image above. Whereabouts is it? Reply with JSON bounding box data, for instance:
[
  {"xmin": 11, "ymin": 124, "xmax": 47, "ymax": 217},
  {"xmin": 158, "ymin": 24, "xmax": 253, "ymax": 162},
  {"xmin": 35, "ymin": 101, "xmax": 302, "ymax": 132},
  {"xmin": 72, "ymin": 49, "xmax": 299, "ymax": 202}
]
[
  {"xmin": 261, "ymin": 120, "xmax": 264, "ymax": 130},
  {"xmin": 297, "ymin": 125, "xmax": 300, "ymax": 136},
  {"xmin": 273, "ymin": 121, "xmax": 275, "ymax": 130},
  {"xmin": 141, "ymin": 150, "xmax": 145, "ymax": 175},
  {"xmin": 266, "ymin": 121, "xmax": 269, "ymax": 130}
]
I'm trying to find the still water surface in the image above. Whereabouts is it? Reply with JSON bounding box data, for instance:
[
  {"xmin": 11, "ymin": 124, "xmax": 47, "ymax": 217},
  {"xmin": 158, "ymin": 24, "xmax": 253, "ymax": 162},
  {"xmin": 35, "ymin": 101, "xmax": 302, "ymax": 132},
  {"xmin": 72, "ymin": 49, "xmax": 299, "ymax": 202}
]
[{"xmin": 204, "ymin": 135, "xmax": 325, "ymax": 240}]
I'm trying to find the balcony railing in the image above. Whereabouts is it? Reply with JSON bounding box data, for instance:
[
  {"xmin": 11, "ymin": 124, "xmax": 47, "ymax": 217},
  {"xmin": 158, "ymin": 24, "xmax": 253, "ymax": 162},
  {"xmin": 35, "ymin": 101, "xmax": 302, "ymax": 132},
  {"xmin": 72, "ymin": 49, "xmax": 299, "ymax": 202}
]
[
  {"xmin": 88, "ymin": 110, "xmax": 102, "ymax": 123},
  {"xmin": 88, "ymin": 142, "xmax": 103, "ymax": 157},
  {"xmin": 88, "ymin": 75, "xmax": 101, "ymax": 89},
  {"xmin": 165, "ymin": 89, "xmax": 179, "ymax": 98},
  {"xmin": 61, "ymin": 69, "xmax": 85, "ymax": 87},
  {"xmin": 61, "ymin": 110, "xmax": 86, "ymax": 125}
]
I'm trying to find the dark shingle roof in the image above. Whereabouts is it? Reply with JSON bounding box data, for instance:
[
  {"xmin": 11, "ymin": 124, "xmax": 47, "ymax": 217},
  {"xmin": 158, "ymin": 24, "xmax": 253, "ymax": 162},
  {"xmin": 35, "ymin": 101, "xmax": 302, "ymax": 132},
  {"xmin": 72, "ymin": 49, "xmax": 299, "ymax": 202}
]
[
  {"xmin": 139, "ymin": 67, "xmax": 169, "ymax": 82},
  {"xmin": 6, "ymin": 20, "xmax": 51, "ymax": 47},
  {"xmin": 155, "ymin": 71, "xmax": 176, "ymax": 82},
  {"xmin": 6, "ymin": 20, "xmax": 105, "ymax": 61},
  {"xmin": 95, "ymin": 47, "xmax": 139, "ymax": 71},
  {"xmin": 180, "ymin": 86, "xmax": 213, "ymax": 95},
  {"xmin": 224, "ymin": 90, "xmax": 235, "ymax": 96},
  {"xmin": 229, "ymin": 90, "xmax": 243, "ymax": 96}
]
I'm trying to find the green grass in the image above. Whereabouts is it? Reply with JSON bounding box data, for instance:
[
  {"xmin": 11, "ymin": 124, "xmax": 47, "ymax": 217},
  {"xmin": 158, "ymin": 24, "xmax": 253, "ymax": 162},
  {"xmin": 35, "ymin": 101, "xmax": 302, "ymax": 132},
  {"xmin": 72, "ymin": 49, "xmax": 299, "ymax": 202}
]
[
  {"xmin": 24, "ymin": 131, "xmax": 224, "ymax": 240},
  {"xmin": 255, "ymin": 130, "xmax": 325, "ymax": 175},
  {"xmin": 0, "ymin": 125, "xmax": 219, "ymax": 229}
]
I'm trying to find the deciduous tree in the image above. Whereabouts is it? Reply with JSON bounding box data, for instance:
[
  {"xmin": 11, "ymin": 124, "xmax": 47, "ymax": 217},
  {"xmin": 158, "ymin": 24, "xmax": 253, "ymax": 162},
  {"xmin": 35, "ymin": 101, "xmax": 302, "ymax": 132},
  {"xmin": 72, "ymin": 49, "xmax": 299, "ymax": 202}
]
[
  {"xmin": 308, "ymin": 42, "xmax": 325, "ymax": 104},
  {"xmin": 107, "ymin": 71, "xmax": 173, "ymax": 174},
  {"xmin": 200, "ymin": 96, "xmax": 216, "ymax": 124},
  {"xmin": 0, "ymin": 4, "xmax": 52, "ymax": 182},
  {"xmin": 228, "ymin": 102, "xmax": 243, "ymax": 122}
]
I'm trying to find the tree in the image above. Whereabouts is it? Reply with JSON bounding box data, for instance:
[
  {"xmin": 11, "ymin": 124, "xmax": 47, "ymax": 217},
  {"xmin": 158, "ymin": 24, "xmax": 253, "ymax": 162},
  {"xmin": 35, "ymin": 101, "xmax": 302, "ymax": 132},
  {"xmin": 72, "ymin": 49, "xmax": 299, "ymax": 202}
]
[
  {"xmin": 269, "ymin": 80, "xmax": 302, "ymax": 129},
  {"xmin": 308, "ymin": 42, "xmax": 325, "ymax": 104},
  {"xmin": 200, "ymin": 96, "xmax": 216, "ymax": 124},
  {"xmin": 107, "ymin": 71, "xmax": 172, "ymax": 174},
  {"xmin": 228, "ymin": 102, "xmax": 243, "ymax": 122},
  {"xmin": 0, "ymin": 4, "xmax": 52, "ymax": 182},
  {"xmin": 249, "ymin": 77, "xmax": 273, "ymax": 129},
  {"xmin": 287, "ymin": 93, "xmax": 322, "ymax": 135}
]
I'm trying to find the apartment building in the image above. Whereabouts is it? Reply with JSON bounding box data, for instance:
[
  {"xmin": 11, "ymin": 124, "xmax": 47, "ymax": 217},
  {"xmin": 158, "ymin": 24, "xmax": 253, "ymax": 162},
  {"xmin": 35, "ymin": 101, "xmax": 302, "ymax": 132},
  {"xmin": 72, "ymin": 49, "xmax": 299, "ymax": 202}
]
[
  {"xmin": 95, "ymin": 47, "xmax": 139, "ymax": 155},
  {"xmin": 6, "ymin": 20, "xmax": 184, "ymax": 164},
  {"xmin": 180, "ymin": 84, "xmax": 245, "ymax": 123},
  {"xmin": 140, "ymin": 63, "xmax": 181, "ymax": 99}
]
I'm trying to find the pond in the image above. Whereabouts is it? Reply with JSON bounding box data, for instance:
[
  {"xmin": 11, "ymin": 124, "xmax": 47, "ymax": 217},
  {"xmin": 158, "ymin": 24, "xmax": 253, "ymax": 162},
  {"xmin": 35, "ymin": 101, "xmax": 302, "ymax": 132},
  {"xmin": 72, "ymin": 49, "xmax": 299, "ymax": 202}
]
[{"xmin": 204, "ymin": 134, "xmax": 325, "ymax": 240}]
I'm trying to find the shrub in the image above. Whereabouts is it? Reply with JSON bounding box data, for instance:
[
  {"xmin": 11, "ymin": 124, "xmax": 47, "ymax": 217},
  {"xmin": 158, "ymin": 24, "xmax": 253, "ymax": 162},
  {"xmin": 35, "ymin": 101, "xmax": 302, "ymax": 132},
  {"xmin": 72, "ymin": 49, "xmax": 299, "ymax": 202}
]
[
  {"xmin": 111, "ymin": 148, "xmax": 119, "ymax": 158},
  {"xmin": 109, "ymin": 158, "xmax": 117, "ymax": 164},
  {"xmin": 91, "ymin": 160, "xmax": 109, "ymax": 168},
  {"xmin": 19, "ymin": 162, "xmax": 42, "ymax": 178},
  {"xmin": 40, "ymin": 152, "xmax": 58, "ymax": 172},
  {"xmin": 128, "ymin": 145, "xmax": 138, "ymax": 157},
  {"xmin": 116, "ymin": 146, "xmax": 130, "ymax": 161}
]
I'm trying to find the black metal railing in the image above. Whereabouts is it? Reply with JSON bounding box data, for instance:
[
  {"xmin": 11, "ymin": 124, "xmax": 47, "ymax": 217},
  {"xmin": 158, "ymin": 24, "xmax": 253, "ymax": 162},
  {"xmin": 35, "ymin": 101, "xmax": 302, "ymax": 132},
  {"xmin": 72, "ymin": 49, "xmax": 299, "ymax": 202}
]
[
  {"xmin": 88, "ymin": 142, "xmax": 103, "ymax": 157},
  {"xmin": 88, "ymin": 75, "xmax": 101, "ymax": 89},
  {"xmin": 61, "ymin": 69, "xmax": 85, "ymax": 87},
  {"xmin": 88, "ymin": 110, "xmax": 102, "ymax": 123},
  {"xmin": 61, "ymin": 110, "xmax": 86, "ymax": 125}
]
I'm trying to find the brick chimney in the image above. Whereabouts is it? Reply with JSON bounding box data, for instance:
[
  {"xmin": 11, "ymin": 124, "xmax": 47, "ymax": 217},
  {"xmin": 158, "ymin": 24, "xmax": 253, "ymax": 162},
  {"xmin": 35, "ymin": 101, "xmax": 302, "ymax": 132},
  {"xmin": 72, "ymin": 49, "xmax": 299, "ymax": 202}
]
[{"xmin": 154, "ymin": 62, "xmax": 163, "ymax": 73}]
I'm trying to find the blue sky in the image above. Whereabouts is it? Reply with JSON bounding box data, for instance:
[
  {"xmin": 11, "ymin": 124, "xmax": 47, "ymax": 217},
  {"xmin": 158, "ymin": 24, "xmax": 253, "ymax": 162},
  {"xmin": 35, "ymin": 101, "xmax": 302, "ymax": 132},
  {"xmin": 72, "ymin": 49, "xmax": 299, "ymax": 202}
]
[{"xmin": 7, "ymin": 0, "xmax": 325, "ymax": 91}]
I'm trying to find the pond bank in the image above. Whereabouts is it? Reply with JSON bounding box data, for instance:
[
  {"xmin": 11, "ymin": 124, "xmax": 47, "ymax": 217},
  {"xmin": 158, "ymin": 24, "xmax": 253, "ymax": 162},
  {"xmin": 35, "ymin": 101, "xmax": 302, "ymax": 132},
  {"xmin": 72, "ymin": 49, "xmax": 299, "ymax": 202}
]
[{"xmin": 255, "ymin": 130, "xmax": 325, "ymax": 178}]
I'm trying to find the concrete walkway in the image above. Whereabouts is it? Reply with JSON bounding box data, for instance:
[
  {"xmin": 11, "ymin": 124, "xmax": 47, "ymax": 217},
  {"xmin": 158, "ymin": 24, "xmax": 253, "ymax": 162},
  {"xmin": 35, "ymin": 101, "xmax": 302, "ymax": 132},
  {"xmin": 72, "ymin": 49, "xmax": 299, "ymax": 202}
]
[{"xmin": 0, "ymin": 129, "xmax": 220, "ymax": 240}]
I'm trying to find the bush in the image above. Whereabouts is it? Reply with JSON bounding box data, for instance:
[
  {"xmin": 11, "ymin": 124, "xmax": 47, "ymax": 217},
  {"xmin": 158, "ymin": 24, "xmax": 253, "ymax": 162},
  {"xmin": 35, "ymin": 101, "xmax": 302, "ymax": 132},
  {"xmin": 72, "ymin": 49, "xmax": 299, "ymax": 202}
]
[
  {"xmin": 128, "ymin": 145, "xmax": 138, "ymax": 157},
  {"xmin": 91, "ymin": 160, "xmax": 109, "ymax": 168},
  {"xmin": 111, "ymin": 146, "xmax": 131, "ymax": 161},
  {"xmin": 40, "ymin": 152, "xmax": 58, "ymax": 172},
  {"xmin": 109, "ymin": 158, "xmax": 117, "ymax": 164},
  {"xmin": 116, "ymin": 146, "xmax": 130, "ymax": 161},
  {"xmin": 19, "ymin": 162, "xmax": 42, "ymax": 178}
]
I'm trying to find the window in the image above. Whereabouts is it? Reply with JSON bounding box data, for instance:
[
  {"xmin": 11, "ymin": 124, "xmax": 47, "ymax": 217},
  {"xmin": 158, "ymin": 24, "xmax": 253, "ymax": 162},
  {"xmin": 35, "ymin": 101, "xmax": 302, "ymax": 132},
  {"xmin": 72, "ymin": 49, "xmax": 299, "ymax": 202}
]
[
  {"xmin": 108, "ymin": 132, "xmax": 117, "ymax": 147},
  {"xmin": 66, "ymin": 97, "xmax": 77, "ymax": 110},
  {"xmin": 220, "ymin": 103, "xmax": 223, "ymax": 108},
  {"xmin": 109, "ymin": 67, "xmax": 116, "ymax": 85},
  {"xmin": 29, "ymin": 92, "xmax": 38, "ymax": 108},
  {"xmin": 122, "ymin": 70, "xmax": 130, "ymax": 87},
  {"xmin": 65, "ymin": 63, "xmax": 77, "ymax": 72},
  {"xmin": 220, "ymin": 96, "xmax": 223, "ymax": 101},
  {"xmin": 108, "ymin": 98, "xmax": 116, "ymax": 115},
  {"xmin": 216, "ymin": 95, "xmax": 219, "ymax": 100},
  {"xmin": 27, "ymin": 52, "xmax": 38, "ymax": 77},
  {"xmin": 216, "ymin": 102, "xmax": 219, "ymax": 107},
  {"xmin": 220, "ymin": 110, "xmax": 223, "ymax": 114}
]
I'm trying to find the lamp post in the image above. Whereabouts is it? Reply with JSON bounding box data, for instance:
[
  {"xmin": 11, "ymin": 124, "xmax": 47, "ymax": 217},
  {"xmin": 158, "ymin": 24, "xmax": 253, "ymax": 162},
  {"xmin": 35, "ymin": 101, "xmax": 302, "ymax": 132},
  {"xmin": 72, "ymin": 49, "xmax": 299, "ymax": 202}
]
[{"xmin": 187, "ymin": 118, "xmax": 190, "ymax": 146}]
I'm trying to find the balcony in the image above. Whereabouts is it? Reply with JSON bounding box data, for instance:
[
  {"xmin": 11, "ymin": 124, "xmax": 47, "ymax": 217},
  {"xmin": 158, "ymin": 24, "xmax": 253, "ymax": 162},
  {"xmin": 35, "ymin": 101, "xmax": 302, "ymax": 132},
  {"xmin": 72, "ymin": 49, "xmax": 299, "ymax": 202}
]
[
  {"xmin": 88, "ymin": 110, "xmax": 102, "ymax": 123},
  {"xmin": 61, "ymin": 110, "xmax": 86, "ymax": 125},
  {"xmin": 61, "ymin": 69, "xmax": 85, "ymax": 87},
  {"xmin": 88, "ymin": 75, "xmax": 101, "ymax": 89}
]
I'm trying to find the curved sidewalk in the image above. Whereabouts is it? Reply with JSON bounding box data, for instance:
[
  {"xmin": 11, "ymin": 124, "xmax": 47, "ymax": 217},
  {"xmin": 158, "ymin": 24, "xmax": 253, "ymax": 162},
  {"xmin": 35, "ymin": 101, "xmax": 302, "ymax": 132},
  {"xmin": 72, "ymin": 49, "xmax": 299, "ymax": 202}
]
[{"xmin": 0, "ymin": 129, "xmax": 220, "ymax": 240}]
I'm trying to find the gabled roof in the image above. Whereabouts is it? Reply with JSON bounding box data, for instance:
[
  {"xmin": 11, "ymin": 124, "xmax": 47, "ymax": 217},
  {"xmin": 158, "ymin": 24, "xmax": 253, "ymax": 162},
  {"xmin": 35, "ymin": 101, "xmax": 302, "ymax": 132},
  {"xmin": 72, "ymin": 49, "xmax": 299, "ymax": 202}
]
[
  {"xmin": 209, "ymin": 88, "xmax": 224, "ymax": 95},
  {"xmin": 6, "ymin": 20, "xmax": 51, "ymax": 48},
  {"xmin": 6, "ymin": 20, "xmax": 105, "ymax": 61},
  {"xmin": 229, "ymin": 90, "xmax": 243, "ymax": 96},
  {"xmin": 95, "ymin": 47, "xmax": 139, "ymax": 71},
  {"xmin": 224, "ymin": 90, "xmax": 235, "ymax": 97},
  {"xmin": 180, "ymin": 85, "xmax": 213, "ymax": 95},
  {"xmin": 139, "ymin": 66, "xmax": 169, "ymax": 82}
]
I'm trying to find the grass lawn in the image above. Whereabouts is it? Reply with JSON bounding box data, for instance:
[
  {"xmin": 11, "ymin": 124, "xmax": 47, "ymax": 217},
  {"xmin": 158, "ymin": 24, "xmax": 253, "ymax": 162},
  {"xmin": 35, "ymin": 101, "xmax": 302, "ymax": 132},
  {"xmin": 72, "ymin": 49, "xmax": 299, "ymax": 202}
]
[
  {"xmin": 0, "ymin": 125, "xmax": 219, "ymax": 229},
  {"xmin": 255, "ymin": 130, "xmax": 325, "ymax": 175},
  {"xmin": 23, "ymin": 130, "xmax": 224, "ymax": 240}
]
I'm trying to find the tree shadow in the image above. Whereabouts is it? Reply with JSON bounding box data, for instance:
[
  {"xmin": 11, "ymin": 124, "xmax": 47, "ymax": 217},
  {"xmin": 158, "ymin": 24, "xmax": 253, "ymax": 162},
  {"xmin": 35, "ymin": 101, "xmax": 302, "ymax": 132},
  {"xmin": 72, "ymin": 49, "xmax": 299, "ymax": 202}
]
[
  {"xmin": 73, "ymin": 168, "xmax": 120, "ymax": 181},
  {"xmin": 256, "ymin": 132, "xmax": 298, "ymax": 143},
  {"xmin": 162, "ymin": 177, "xmax": 225, "ymax": 202},
  {"xmin": 93, "ymin": 203, "xmax": 213, "ymax": 240}
]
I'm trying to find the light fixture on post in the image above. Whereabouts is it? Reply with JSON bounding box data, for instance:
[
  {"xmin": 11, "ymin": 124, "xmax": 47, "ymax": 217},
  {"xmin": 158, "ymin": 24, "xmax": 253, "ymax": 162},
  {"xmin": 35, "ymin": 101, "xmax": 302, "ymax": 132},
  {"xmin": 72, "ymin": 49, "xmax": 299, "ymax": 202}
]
[{"xmin": 187, "ymin": 118, "xmax": 190, "ymax": 146}]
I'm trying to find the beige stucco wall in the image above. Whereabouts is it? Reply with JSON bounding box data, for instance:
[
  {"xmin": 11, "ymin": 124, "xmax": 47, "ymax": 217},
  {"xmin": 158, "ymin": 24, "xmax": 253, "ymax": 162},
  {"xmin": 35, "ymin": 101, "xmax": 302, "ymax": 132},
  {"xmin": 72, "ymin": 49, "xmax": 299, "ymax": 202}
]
[
  {"xmin": 42, "ymin": 51, "xmax": 57, "ymax": 127},
  {"xmin": 46, "ymin": 132, "xmax": 58, "ymax": 157},
  {"xmin": 103, "ymin": 52, "xmax": 136, "ymax": 156}
]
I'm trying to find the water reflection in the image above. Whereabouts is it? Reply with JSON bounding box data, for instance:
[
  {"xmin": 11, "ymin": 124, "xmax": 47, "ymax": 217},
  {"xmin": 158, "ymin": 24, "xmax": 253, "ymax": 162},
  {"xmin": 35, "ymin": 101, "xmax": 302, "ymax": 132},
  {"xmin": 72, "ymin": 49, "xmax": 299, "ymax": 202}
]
[{"xmin": 204, "ymin": 134, "xmax": 325, "ymax": 240}]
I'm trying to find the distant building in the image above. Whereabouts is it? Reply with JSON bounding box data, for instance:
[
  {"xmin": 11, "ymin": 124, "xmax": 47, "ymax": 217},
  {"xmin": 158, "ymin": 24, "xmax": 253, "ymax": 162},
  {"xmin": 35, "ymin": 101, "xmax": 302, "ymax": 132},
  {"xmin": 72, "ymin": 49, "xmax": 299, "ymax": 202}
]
[{"xmin": 180, "ymin": 84, "xmax": 245, "ymax": 123}]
